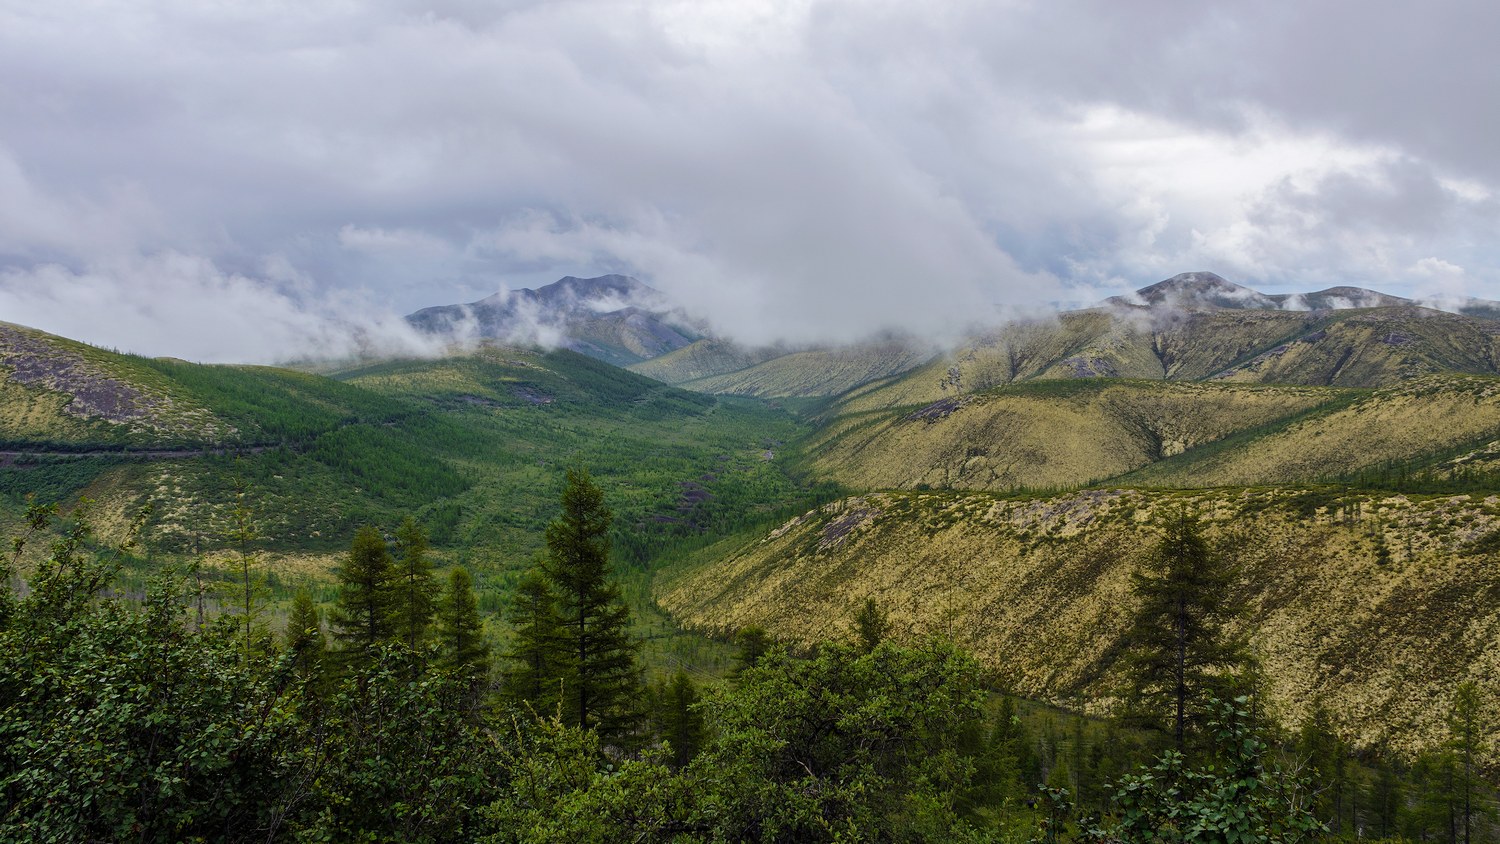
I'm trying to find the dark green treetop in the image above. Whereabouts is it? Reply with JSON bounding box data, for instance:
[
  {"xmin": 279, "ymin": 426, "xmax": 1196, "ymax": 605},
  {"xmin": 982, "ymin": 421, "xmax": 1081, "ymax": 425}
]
[
  {"xmin": 436, "ymin": 566, "xmax": 490, "ymax": 683},
  {"xmin": 543, "ymin": 466, "xmax": 640, "ymax": 739},
  {"xmin": 331, "ymin": 525, "xmax": 399, "ymax": 665},
  {"xmin": 1120, "ymin": 509, "xmax": 1243, "ymax": 751},
  {"xmin": 392, "ymin": 516, "xmax": 438, "ymax": 651}
]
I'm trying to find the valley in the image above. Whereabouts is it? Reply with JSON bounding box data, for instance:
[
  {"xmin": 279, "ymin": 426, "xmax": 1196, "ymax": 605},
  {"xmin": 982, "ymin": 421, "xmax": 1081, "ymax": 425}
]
[{"xmin": 5, "ymin": 271, "xmax": 1500, "ymax": 838}]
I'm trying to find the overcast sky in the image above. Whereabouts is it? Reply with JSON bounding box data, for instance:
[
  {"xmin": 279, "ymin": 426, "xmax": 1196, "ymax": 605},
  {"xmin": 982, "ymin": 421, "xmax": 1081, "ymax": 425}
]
[{"xmin": 1, "ymin": 0, "xmax": 1496, "ymax": 361}]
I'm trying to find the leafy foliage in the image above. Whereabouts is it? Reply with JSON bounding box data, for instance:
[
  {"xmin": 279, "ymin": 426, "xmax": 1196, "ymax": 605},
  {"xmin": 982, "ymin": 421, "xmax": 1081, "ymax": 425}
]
[
  {"xmin": 1072, "ymin": 698, "xmax": 1325, "ymax": 844},
  {"xmin": 0, "ymin": 504, "xmax": 297, "ymax": 842}
]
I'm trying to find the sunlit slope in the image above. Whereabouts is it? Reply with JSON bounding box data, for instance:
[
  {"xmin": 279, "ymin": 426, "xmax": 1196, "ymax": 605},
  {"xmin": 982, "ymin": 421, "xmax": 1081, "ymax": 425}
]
[
  {"xmin": 834, "ymin": 307, "xmax": 1500, "ymax": 414},
  {"xmin": 0, "ymin": 321, "xmax": 409, "ymax": 448},
  {"xmin": 807, "ymin": 381, "xmax": 1339, "ymax": 491},
  {"xmin": 0, "ymin": 321, "xmax": 232, "ymax": 445},
  {"xmin": 657, "ymin": 488, "xmax": 1500, "ymax": 759},
  {"xmin": 1122, "ymin": 375, "xmax": 1500, "ymax": 487},
  {"xmin": 627, "ymin": 339, "xmax": 784, "ymax": 384},
  {"xmin": 1209, "ymin": 307, "xmax": 1500, "ymax": 386},
  {"xmin": 675, "ymin": 342, "xmax": 935, "ymax": 398}
]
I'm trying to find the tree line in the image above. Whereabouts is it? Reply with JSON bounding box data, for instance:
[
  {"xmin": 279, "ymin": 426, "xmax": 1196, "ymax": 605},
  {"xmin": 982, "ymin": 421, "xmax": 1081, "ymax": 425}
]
[{"xmin": 0, "ymin": 476, "xmax": 1496, "ymax": 841}]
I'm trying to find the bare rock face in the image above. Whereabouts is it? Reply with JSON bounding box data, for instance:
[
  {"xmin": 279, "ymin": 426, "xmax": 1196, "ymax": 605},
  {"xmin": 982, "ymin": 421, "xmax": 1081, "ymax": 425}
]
[
  {"xmin": 0, "ymin": 323, "xmax": 157, "ymax": 424},
  {"xmin": 0, "ymin": 323, "xmax": 231, "ymax": 440}
]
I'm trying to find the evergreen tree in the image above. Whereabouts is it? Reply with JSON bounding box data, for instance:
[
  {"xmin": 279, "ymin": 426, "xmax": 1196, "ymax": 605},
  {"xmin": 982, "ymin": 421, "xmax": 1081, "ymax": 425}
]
[
  {"xmin": 503, "ymin": 565, "xmax": 564, "ymax": 714},
  {"xmin": 734, "ymin": 626, "xmax": 771, "ymax": 676},
  {"xmin": 543, "ymin": 467, "xmax": 640, "ymax": 738},
  {"xmin": 854, "ymin": 596, "xmax": 890, "ymax": 653},
  {"xmin": 1449, "ymin": 681, "xmax": 1490, "ymax": 844},
  {"xmin": 1297, "ymin": 704, "xmax": 1351, "ymax": 833},
  {"xmin": 1370, "ymin": 760, "xmax": 1405, "ymax": 840},
  {"xmin": 1120, "ymin": 509, "xmax": 1241, "ymax": 750},
  {"xmin": 436, "ymin": 566, "xmax": 489, "ymax": 682},
  {"xmin": 392, "ymin": 517, "xmax": 437, "ymax": 652},
  {"xmin": 1411, "ymin": 748, "xmax": 1462, "ymax": 843},
  {"xmin": 230, "ymin": 476, "xmax": 269, "ymax": 662},
  {"xmin": 331, "ymin": 526, "xmax": 398, "ymax": 666},
  {"xmin": 654, "ymin": 669, "xmax": 704, "ymax": 769},
  {"xmin": 285, "ymin": 589, "xmax": 325, "ymax": 680}
]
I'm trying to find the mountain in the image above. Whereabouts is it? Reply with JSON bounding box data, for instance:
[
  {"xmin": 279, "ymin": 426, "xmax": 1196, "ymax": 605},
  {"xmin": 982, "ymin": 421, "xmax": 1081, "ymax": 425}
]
[
  {"xmin": 832, "ymin": 286, "xmax": 1500, "ymax": 416},
  {"xmin": 1121, "ymin": 271, "xmax": 1283, "ymax": 310},
  {"xmin": 656, "ymin": 486, "xmax": 1500, "ymax": 761},
  {"xmin": 0, "ymin": 322, "xmax": 808, "ymax": 573},
  {"xmin": 407, "ymin": 275, "xmax": 701, "ymax": 366},
  {"xmin": 808, "ymin": 374, "xmax": 1500, "ymax": 492},
  {"xmin": 1113, "ymin": 271, "xmax": 1490, "ymax": 314}
]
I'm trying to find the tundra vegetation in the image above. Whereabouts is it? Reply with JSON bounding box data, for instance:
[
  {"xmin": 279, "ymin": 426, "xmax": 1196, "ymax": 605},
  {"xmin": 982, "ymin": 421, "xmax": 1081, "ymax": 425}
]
[
  {"xmin": 3, "ymin": 483, "xmax": 1497, "ymax": 842},
  {"xmin": 4, "ymin": 307, "xmax": 1500, "ymax": 840}
]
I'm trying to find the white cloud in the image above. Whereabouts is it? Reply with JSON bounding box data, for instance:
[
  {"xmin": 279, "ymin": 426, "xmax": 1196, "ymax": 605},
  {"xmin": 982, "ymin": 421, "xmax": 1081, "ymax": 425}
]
[
  {"xmin": 0, "ymin": 253, "xmax": 442, "ymax": 363},
  {"xmin": 0, "ymin": 0, "xmax": 1497, "ymax": 357}
]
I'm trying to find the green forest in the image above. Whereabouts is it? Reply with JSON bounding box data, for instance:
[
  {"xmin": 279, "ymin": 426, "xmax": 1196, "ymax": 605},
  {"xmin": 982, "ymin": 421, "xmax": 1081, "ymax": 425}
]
[
  {"xmin": 3, "ymin": 469, "xmax": 1496, "ymax": 843},
  {"xmin": 3, "ymin": 328, "xmax": 1500, "ymax": 841}
]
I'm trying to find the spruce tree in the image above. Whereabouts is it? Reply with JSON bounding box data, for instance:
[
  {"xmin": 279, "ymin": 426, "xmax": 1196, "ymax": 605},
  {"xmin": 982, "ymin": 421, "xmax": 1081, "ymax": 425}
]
[
  {"xmin": 1120, "ymin": 509, "xmax": 1241, "ymax": 751},
  {"xmin": 853, "ymin": 596, "xmax": 889, "ymax": 652},
  {"xmin": 653, "ymin": 669, "xmax": 705, "ymax": 769},
  {"xmin": 543, "ymin": 467, "xmax": 640, "ymax": 738},
  {"xmin": 392, "ymin": 517, "xmax": 437, "ymax": 651},
  {"xmin": 734, "ymin": 626, "xmax": 771, "ymax": 675},
  {"xmin": 1448, "ymin": 682, "xmax": 1488, "ymax": 844},
  {"xmin": 503, "ymin": 565, "xmax": 564, "ymax": 714},
  {"xmin": 331, "ymin": 525, "xmax": 398, "ymax": 666},
  {"xmin": 436, "ymin": 566, "xmax": 489, "ymax": 682},
  {"xmin": 285, "ymin": 589, "xmax": 326, "ymax": 687}
]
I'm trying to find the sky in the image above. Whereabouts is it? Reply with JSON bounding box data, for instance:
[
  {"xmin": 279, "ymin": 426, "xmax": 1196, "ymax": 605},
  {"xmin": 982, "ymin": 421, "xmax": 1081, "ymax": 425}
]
[{"xmin": 0, "ymin": 0, "xmax": 1496, "ymax": 362}]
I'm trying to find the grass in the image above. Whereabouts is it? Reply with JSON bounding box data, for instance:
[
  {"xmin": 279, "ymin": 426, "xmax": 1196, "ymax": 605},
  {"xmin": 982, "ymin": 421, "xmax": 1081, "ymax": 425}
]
[{"xmin": 656, "ymin": 485, "xmax": 1500, "ymax": 764}]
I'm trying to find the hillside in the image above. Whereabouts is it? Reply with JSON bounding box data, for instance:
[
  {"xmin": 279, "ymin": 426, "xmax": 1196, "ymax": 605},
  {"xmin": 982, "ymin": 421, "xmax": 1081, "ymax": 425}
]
[
  {"xmin": 676, "ymin": 340, "xmax": 936, "ymax": 398},
  {"xmin": 833, "ymin": 275, "xmax": 1500, "ymax": 415},
  {"xmin": 807, "ymin": 380, "xmax": 1338, "ymax": 491},
  {"xmin": 626, "ymin": 338, "xmax": 785, "ymax": 384},
  {"xmin": 657, "ymin": 487, "xmax": 1500, "ymax": 760},
  {"xmin": 0, "ymin": 321, "xmax": 409, "ymax": 449},
  {"xmin": 0, "ymin": 332, "xmax": 811, "ymax": 601},
  {"xmin": 807, "ymin": 375, "xmax": 1500, "ymax": 493}
]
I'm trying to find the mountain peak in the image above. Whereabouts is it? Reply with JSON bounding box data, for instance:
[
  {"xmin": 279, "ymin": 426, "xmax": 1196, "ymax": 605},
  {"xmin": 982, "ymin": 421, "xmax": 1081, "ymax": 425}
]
[
  {"xmin": 406, "ymin": 274, "xmax": 691, "ymax": 366},
  {"xmin": 1133, "ymin": 272, "xmax": 1279, "ymax": 310}
]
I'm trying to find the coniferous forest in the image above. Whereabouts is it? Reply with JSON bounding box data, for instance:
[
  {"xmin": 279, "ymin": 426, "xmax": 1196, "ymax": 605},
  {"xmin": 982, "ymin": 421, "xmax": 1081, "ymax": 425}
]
[{"xmin": 3, "ymin": 468, "xmax": 1496, "ymax": 843}]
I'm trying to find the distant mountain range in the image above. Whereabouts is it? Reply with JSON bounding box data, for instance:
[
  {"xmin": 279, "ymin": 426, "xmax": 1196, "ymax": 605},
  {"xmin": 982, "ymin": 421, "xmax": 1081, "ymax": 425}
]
[
  {"xmin": 1110, "ymin": 270, "xmax": 1500, "ymax": 319},
  {"xmin": 409, "ymin": 271, "xmax": 1500, "ymax": 398},
  {"xmin": 405, "ymin": 274, "xmax": 702, "ymax": 367}
]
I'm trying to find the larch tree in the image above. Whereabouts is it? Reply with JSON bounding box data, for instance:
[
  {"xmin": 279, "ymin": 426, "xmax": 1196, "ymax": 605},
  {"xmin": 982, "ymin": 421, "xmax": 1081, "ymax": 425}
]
[
  {"xmin": 1120, "ymin": 509, "xmax": 1242, "ymax": 751},
  {"xmin": 1448, "ymin": 682, "xmax": 1490, "ymax": 844},
  {"xmin": 392, "ymin": 517, "xmax": 437, "ymax": 652},
  {"xmin": 436, "ymin": 566, "xmax": 489, "ymax": 683},
  {"xmin": 285, "ymin": 589, "xmax": 326, "ymax": 688},
  {"xmin": 503, "ymin": 565, "xmax": 565, "ymax": 715},
  {"xmin": 331, "ymin": 526, "xmax": 398, "ymax": 667},
  {"xmin": 543, "ymin": 467, "xmax": 640, "ymax": 739}
]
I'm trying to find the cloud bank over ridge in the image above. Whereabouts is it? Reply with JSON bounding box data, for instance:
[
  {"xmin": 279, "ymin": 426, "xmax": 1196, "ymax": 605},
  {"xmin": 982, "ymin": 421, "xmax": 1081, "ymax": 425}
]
[{"xmin": 0, "ymin": 1, "xmax": 1496, "ymax": 361}]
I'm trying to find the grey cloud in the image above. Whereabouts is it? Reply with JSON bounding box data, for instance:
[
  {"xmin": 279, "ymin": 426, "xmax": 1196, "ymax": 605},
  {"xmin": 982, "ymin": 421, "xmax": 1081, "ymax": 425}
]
[{"xmin": 0, "ymin": 1, "xmax": 1495, "ymax": 360}]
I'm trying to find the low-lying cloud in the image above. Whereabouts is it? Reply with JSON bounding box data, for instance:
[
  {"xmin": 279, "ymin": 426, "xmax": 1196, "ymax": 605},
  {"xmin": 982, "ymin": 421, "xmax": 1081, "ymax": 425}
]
[{"xmin": 0, "ymin": 1, "xmax": 1495, "ymax": 361}]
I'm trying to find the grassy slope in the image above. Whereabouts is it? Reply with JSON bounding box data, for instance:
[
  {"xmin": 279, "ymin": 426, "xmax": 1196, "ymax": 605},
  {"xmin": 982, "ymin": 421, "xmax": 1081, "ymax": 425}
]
[
  {"xmin": 832, "ymin": 307, "xmax": 1500, "ymax": 416},
  {"xmin": 657, "ymin": 487, "xmax": 1500, "ymax": 760},
  {"xmin": 627, "ymin": 339, "xmax": 784, "ymax": 384},
  {"xmin": 806, "ymin": 381, "xmax": 1341, "ymax": 491},
  {"xmin": 1124, "ymin": 375, "xmax": 1500, "ymax": 487},
  {"xmin": 3, "ymin": 344, "xmax": 812, "ymax": 618},
  {"xmin": 630, "ymin": 339, "xmax": 934, "ymax": 398}
]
